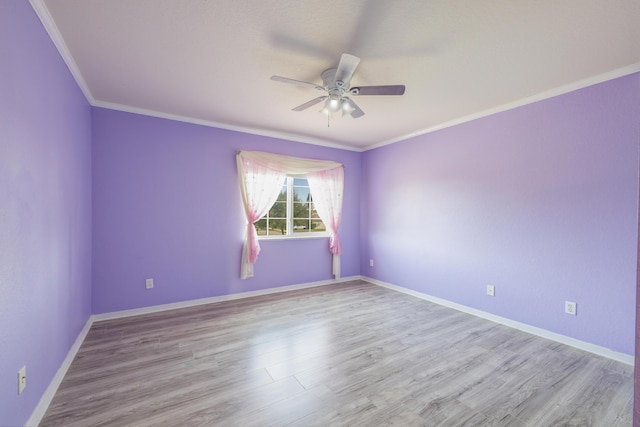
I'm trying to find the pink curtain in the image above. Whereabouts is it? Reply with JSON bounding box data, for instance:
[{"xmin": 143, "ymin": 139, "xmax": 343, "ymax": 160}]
[
  {"xmin": 308, "ymin": 166, "xmax": 344, "ymax": 278},
  {"xmin": 237, "ymin": 151, "xmax": 344, "ymax": 279},
  {"xmin": 236, "ymin": 154, "xmax": 286, "ymax": 279}
]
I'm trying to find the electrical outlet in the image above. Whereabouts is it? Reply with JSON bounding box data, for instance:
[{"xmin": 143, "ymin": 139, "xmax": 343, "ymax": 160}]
[
  {"xmin": 146, "ymin": 278, "xmax": 154, "ymax": 289},
  {"xmin": 18, "ymin": 366, "xmax": 26, "ymax": 395},
  {"xmin": 565, "ymin": 301, "xmax": 577, "ymax": 315},
  {"xmin": 369, "ymin": 259, "xmax": 374, "ymax": 267},
  {"xmin": 486, "ymin": 285, "xmax": 495, "ymax": 296}
]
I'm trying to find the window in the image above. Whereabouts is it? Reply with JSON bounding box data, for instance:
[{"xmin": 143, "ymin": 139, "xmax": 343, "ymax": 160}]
[
  {"xmin": 255, "ymin": 177, "xmax": 326, "ymax": 237},
  {"xmin": 236, "ymin": 150, "xmax": 343, "ymax": 279}
]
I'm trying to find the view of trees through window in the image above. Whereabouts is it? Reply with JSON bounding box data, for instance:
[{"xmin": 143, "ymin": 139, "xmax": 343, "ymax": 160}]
[{"xmin": 256, "ymin": 177, "xmax": 326, "ymax": 236}]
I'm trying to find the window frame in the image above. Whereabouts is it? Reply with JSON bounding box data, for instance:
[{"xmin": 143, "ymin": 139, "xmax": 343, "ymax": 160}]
[{"xmin": 257, "ymin": 176, "xmax": 329, "ymax": 240}]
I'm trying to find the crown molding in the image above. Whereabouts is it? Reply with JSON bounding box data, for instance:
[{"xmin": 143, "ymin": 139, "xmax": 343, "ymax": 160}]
[
  {"xmin": 92, "ymin": 100, "xmax": 363, "ymax": 152},
  {"xmin": 27, "ymin": 1, "xmax": 640, "ymax": 154},
  {"xmin": 366, "ymin": 63, "xmax": 640, "ymax": 151},
  {"xmin": 28, "ymin": 0, "xmax": 362, "ymax": 153},
  {"xmin": 29, "ymin": 0, "xmax": 95, "ymax": 104}
]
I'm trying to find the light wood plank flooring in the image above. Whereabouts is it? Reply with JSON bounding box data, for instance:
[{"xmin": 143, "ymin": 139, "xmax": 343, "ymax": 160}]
[{"xmin": 40, "ymin": 280, "xmax": 633, "ymax": 426}]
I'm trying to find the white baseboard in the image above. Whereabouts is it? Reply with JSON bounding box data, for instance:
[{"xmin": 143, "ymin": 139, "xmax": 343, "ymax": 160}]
[
  {"xmin": 26, "ymin": 317, "xmax": 94, "ymax": 427},
  {"xmin": 30, "ymin": 274, "xmax": 630, "ymax": 426},
  {"xmin": 92, "ymin": 275, "xmax": 360, "ymax": 322},
  {"xmin": 26, "ymin": 276, "xmax": 359, "ymax": 425},
  {"xmin": 362, "ymin": 276, "xmax": 634, "ymax": 366}
]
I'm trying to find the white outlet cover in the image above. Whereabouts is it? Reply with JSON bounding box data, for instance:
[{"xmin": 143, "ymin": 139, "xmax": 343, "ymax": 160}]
[
  {"xmin": 18, "ymin": 366, "xmax": 26, "ymax": 395},
  {"xmin": 146, "ymin": 278, "xmax": 154, "ymax": 289},
  {"xmin": 369, "ymin": 259, "xmax": 374, "ymax": 267},
  {"xmin": 565, "ymin": 301, "xmax": 577, "ymax": 315},
  {"xmin": 486, "ymin": 285, "xmax": 495, "ymax": 296}
]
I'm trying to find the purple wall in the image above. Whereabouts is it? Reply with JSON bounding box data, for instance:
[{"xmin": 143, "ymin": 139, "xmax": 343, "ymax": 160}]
[
  {"xmin": 636, "ymin": 201, "xmax": 640, "ymax": 424},
  {"xmin": 91, "ymin": 108, "xmax": 361, "ymax": 313},
  {"xmin": 361, "ymin": 73, "xmax": 640, "ymax": 355},
  {"xmin": 3, "ymin": 1, "xmax": 639, "ymax": 423},
  {"xmin": 0, "ymin": 2, "xmax": 92, "ymax": 426}
]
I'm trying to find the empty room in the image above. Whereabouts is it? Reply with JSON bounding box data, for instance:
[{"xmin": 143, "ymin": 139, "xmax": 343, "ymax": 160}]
[{"xmin": 2, "ymin": 0, "xmax": 640, "ymax": 426}]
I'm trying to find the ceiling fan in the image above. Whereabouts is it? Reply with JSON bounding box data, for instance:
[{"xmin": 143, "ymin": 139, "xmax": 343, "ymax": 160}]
[{"xmin": 271, "ymin": 53, "xmax": 405, "ymax": 119}]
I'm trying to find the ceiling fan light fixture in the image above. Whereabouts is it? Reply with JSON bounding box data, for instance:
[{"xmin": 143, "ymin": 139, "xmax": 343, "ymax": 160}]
[
  {"xmin": 329, "ymin": 96, "xmax": 340, "ymax": 110},
  {"xmin": 341, "ymin": 98, "xmax": 355, "ymax": 115},
  {"xmin": 323, "ymin": 95, "xmax": 341, "ymax": 114}
]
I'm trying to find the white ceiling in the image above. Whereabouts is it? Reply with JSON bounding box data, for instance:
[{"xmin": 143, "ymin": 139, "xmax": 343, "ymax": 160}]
[{"xmin": 33, "ymin": 0, "xmax": 640, "ymax": 151}]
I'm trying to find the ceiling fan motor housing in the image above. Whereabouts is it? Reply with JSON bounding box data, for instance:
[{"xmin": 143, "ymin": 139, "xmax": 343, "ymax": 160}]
[{"xmin": 322, "ymin": 68, "xmax": 349, "ymax": 103}]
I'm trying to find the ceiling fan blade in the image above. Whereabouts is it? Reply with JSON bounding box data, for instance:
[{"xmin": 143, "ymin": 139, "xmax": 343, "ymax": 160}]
[
  {"xmin": 271, "ymin": 76, "xmax": 325, "ymax": 91},
  {"xmin": 292, "ymin": 96, "xmax": 327, "ymax": 111},
  {"xmin": 343, "ymin": 97, "xmax": 365, "ymax": 118},
  {"xmin": 334, "ymin": 54, "xmax": 360, "ymax": 86},
  {"xmin": 350, "ymin": 85, "xmax": 405, "ymax": 95}
]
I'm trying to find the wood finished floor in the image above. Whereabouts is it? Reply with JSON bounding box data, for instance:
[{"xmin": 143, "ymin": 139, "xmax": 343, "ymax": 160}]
[{"xmin": 40, "ymin": 280, "xmax": 633, "ymax": 426}]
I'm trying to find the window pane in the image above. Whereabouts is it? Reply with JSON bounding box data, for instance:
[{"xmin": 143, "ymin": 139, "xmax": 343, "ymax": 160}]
[
  {"xmin": 293, "ymin": 219, "xmax": 309, "ymax": 232},
  {"xmin": 293, "ymin": 201, "xmax": 310, "ymax": 219},
  {"xmin": 269, "ymin": 201, "xmax": 286, "ymax": 218},
  {"xmin": 269, "ymin": 218, "xmax": 287, "ymax": 235},
  {"xmin": 277, "ymin": 186, "xmax": 287, "ymax": 199},
  {"xmin": 293, "ymin": 186, "xmax": 311, "ymax": 203},
  {"xmin": 257, "ymin": 176, "xmax": 327, "ymax": 238},
  {"xmin": 255, "ymin": 218, "xmax": 268, "ymax": 235},
  {"xmin": 311, "ymin": 220, "xmax": 326, "ymax": 232}
]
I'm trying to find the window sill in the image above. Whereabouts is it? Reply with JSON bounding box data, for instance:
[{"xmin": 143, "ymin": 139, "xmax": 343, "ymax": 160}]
[{"xmin": 258, "ymin": 233, "xmax": 330, "ymax": 241}]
